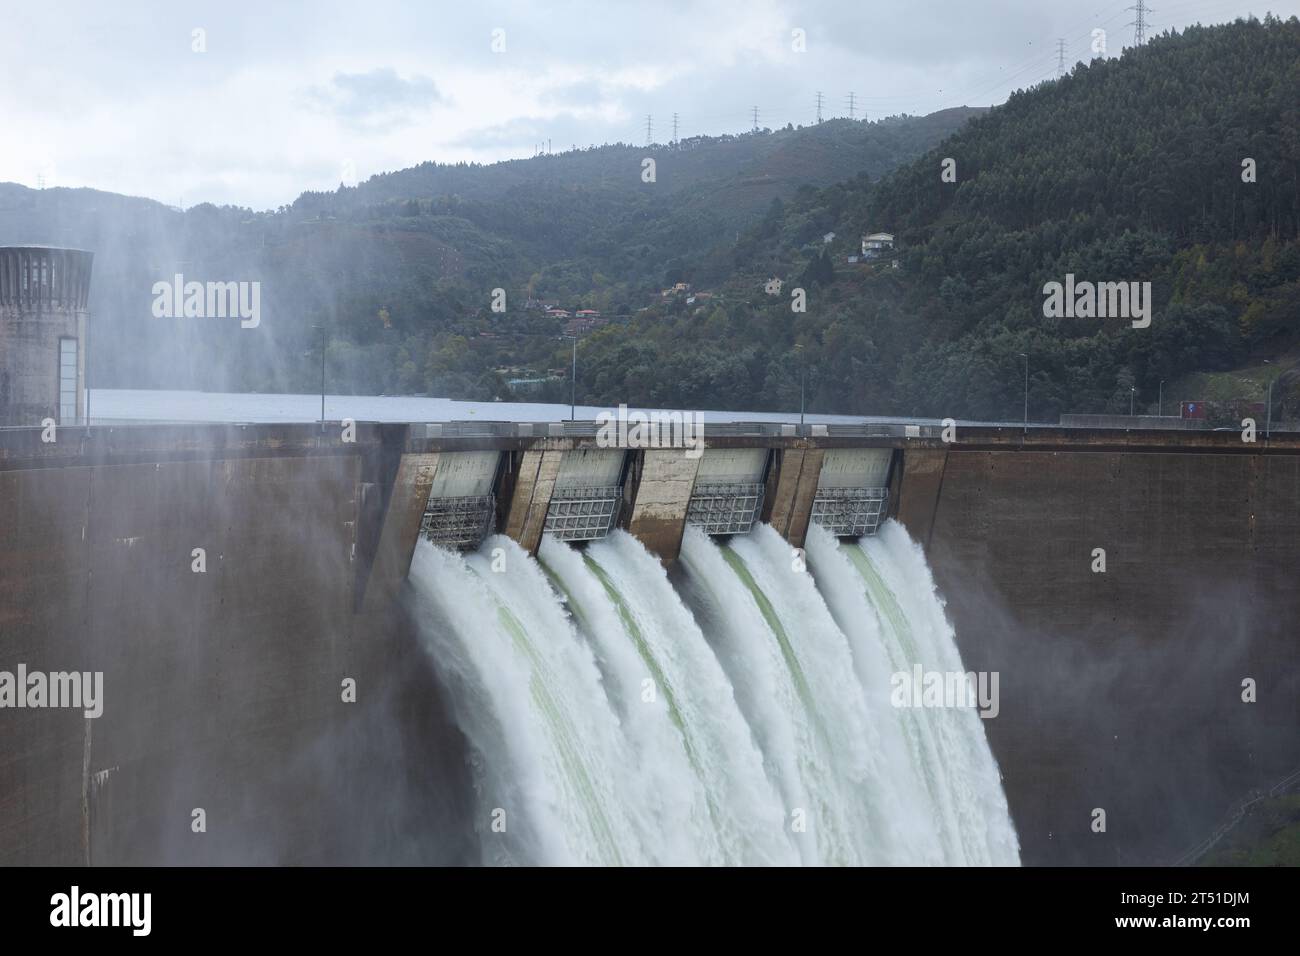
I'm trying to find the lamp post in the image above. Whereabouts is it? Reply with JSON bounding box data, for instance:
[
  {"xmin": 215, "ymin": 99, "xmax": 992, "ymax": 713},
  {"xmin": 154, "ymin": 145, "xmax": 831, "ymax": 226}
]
[
  {"xmin": 563, "ymin": 334, "xmax": 578, "ymax": 421},
  {"xmin": 1018, "ymin": 352, "xmax": 1028, "ymax": 433},
  {"xmin": 1158, "ymin": 379, "xmax": 1165, "ymax": 417},
  {"xmin": 795, "ymin": 344, "xmax": 806, "ymax": 425},
  {"xmin": 85, "ymin": 302, "xmax": 91, "ymax": 425},
  {"xmin": 1266, "ymin": 380, "xmax": 1273, "ymax": 439},
  {"xmin": 311, "ymin": 323, "xmax": 326, "ymax": 428},
  {"xmin": 1130, "ymin": 386, "xmax": 1136, "ymax": 416}
]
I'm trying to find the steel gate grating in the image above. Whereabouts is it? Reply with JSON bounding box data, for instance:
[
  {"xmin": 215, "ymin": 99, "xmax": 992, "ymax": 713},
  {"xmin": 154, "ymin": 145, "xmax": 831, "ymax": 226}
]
[
  {"xmin": 687, "ymin": 482, "xmax": 765, "ymax": 536},
  {"xmin": 544, "ymin": 486, "xmax": 622, "ymax": 542},
  {"xmin": 421, "ymin": 494, "xmax": 496, "ymax": 551},
  {"xmin": 810, "ymin": 487, "xmax": 888, "ymax": 537}
]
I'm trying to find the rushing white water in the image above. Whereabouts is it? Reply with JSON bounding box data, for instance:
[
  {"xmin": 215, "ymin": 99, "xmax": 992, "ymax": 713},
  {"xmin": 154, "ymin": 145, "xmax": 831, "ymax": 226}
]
[
  {"xmin": 805, "ymin": 522, "xmax": 1021, "ymax": 865},
  {"xmin": 539, "ymin": 531, "xmax": 795, "ymax": 865},
  {"xmin": 676, "ymin": 523, "xmax": 929, "ymax": 864},
  {"xmin": 407, "ymin": 536, "xmax": 649, "ymax": 865},
  {"xmin": 408, "ymin": 520, "xmax": 1019, "ymax": 866}
]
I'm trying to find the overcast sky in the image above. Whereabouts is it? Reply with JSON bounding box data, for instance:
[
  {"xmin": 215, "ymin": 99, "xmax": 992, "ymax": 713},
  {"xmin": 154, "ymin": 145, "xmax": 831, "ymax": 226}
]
[{"xmin": 2, "ymin": 0, "xmax": 1294, "ymax": 210}]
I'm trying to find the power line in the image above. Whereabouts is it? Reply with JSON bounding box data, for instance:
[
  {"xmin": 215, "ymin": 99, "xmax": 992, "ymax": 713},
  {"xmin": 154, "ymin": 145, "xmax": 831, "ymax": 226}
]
[
  {"xmin": 656, "ymin": 3, "xmax": 1138, "ymax": 124},
  {"xmin": 946, "ymin": 0, "xmax": 1134, "ymax": 106},
  {"xmin": 954, "ymin": 3, "xmax": 1135, "ymax": 108},
  {"xmin": 1128, "ymin": 0, "xmax": 1153, "ymax": 45},
  {"xmin": 558, "ymin": 0, "xmax": 1239, "ymax": 153},
  {"xmin": 646, "ymin": 0, "xmax": 1185, "ymax": 142}
]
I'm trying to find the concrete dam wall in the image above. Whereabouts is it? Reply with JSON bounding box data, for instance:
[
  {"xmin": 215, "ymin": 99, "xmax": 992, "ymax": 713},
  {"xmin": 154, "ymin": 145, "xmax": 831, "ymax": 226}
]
[
  {"xmin": 0, "ymin": 424, "xmax": 473, "ymax": 865},
  {"xmin": 897, "ymin": 434, "xmax": 1300, "ymax": 865},
  {"xmin": 1, "ymin": 421, "xmax": 1296, "ymax": 864}
]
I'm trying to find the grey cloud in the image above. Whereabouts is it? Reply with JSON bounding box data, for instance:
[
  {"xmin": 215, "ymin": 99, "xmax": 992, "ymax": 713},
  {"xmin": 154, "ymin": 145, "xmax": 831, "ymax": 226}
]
[
  {"xmin": 539, "ymin": 79, "xmax": 607, "ymax": 108},
  {"xmin": 306, "ymin": 67, "xmax": 443, "ymax": 131}
]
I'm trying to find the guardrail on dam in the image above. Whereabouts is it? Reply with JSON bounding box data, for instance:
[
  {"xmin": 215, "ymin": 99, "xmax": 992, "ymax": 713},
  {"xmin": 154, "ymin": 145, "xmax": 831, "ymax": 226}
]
[{"xmin": 1, "ymin": 420, "xmax": 1298, "ymax": 865}]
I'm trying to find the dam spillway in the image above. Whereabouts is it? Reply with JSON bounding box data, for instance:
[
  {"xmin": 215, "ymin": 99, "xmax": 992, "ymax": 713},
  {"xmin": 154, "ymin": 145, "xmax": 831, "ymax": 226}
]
[
  {"xmin": 1, "ymin": 420, "xmax": 1298, "ymax": 865},
  {"xmin": 407, "ymin": 522, "xmax": 1018, "ymax": 865}
]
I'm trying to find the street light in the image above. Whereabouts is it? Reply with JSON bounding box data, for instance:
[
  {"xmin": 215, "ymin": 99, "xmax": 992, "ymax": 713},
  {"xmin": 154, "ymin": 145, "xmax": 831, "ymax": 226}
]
[
  {"xmin": 310, "ymin": 323, "xmax": 327, "ymax": 428},
  {"xmin": 85, "ymin": 301, "xmax": 92, "ymax": 425},
  {"xmin": 1266, "ymin": 379, "xmax": 1273, "ymax": 439},
  {"xmin": 795, "ymin": 344, "xmax": 806, "ymax": 425},
  {"xmin": 1130, "ymin": 386, "xmax": 1136, "ymax": 416},
  {"xmin": 1018, "ymin": 353, "xmax": 1028, "ymax": 434},
  {"xmin": 1158, "ymin": 379, "xmax": 1165, "ymax": 417},
  {"xmin": 562, "ymin": 334, "xmax": 578, "ymax": 421}
]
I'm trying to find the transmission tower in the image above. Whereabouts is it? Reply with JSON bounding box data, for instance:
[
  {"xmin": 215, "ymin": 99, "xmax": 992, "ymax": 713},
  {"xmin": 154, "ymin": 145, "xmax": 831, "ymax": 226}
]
[
  {"xmin": 672, "ymin": 112, "xmax": 679, "ymax": 143},
  {"xmin": 751, "ymin": 106, "xmax": 759, "ymax": 131},
  {"xmin": 1056, "ymin": 38, "xmax": 1067, "ymax": 76},
  {"xmin": 815, "ymin": 91, "xmax": 823, "ymax": 123},
  {"xmin": 846, "ymin": 91, "xmax": 856, "ymax": 119},
  {"xmin": 645, "ymin": 115, "xmax": 653, "ymax": 146},
  {"xmin": 1127, "ymin": 0, "xmax": 1151, "ymax": 45}
]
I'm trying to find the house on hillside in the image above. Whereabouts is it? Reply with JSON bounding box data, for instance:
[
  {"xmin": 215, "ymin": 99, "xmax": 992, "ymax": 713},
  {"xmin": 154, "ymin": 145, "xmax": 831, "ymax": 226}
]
[
  {"xmin": 861, "ymin": 232, "xmax": 894, "ymax": 259},
  {"xmin": 564, "ymin": 312, "xmax": 607, "ymax": 335},
  {"xmin": 546, "ymin": 308, "xmax": 571, "ymax": 318}
]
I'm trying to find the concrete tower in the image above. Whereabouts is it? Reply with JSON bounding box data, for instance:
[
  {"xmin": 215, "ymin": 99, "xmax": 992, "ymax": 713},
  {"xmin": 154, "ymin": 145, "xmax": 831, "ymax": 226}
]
[{"xmin": 0, "ymin": 246, "xmax": 94, "ymax": 426}]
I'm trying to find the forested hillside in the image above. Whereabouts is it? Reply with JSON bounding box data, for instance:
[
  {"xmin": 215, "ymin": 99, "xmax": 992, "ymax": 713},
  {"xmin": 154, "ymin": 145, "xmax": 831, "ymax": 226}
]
[
  {"xmin": 574, "ymin": 16, "xmax": 1299, "ymax": 421},
  {"xmin": 0, "ymin": 110, "xmax": 978, "ymax": 397}
]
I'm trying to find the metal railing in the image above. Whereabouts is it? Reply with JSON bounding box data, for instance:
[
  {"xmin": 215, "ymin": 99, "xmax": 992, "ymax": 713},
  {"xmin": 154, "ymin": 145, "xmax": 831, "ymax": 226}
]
[
  {"xmin": 420, "ymin": 420, "xmax": 950, "ymax": 441},
  {"xmin": 1171, "ymin": 764, "xmax": 1300, "ymax": 866}
]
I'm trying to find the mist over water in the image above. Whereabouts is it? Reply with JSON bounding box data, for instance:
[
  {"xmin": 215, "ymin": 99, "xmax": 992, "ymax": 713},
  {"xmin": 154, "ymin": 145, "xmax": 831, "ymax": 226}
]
[{"xmin": 407, "ymin": 521, "xmax": 1019, "ymax": 866}]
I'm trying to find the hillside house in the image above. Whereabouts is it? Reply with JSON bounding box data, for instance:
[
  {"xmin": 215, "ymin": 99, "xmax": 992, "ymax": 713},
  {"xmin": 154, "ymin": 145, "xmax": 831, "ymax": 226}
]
[
  {"xmin": 861, "ymin": 232, "xmax": 894, "ymax": 259},
  {"xmin": 564, "ymin": 312, "xmax": 607, "ymax": 335}
]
